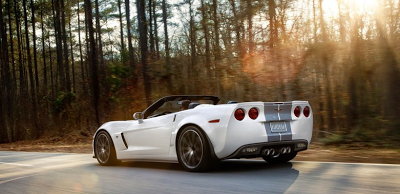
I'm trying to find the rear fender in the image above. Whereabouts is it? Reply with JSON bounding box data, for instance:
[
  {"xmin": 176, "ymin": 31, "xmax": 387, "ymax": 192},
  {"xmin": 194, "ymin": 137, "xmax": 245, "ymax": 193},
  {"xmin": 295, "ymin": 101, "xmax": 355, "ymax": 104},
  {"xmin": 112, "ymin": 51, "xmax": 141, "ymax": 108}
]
[
  {"xmin": 171, "ymin": 106, "xmax": 234, "ymax": 159},
  {"xmin": 173, "ymin": 115, "xmax": 212, "ymax": 144}
]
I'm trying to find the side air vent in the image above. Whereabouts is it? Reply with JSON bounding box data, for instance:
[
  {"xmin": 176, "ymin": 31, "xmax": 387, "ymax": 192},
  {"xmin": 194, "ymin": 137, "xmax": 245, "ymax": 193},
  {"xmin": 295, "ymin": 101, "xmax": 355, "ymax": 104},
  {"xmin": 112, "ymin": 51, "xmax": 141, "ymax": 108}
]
[{"xmin": 121, "ymin": 133, "xmax": 128, "ymax": 149}]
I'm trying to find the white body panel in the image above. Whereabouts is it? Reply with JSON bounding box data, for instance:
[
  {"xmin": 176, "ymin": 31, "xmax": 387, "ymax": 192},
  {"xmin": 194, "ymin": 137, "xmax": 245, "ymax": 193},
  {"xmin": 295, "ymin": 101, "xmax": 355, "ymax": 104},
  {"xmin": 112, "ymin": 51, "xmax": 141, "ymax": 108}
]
[{"xmin": 93, "ymin": 101, "xmax": 313, "ymax": 162}]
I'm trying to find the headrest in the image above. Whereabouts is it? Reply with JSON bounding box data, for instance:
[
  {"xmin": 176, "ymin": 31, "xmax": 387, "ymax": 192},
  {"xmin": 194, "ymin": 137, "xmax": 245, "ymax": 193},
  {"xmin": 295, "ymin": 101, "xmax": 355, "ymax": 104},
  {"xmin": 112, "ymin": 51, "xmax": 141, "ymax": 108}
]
[{"xmin": 188, "ymin": 102, "xmax": 200, "ymax": 109}]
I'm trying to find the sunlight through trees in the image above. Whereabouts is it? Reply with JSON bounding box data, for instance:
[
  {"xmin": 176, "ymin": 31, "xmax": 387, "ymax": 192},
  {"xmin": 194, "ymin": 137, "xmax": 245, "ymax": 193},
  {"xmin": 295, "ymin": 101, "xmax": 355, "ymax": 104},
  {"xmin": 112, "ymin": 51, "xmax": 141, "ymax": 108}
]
[{"xmin": 0, "ymin": 0, "xmax": 399, "ymax": 145}]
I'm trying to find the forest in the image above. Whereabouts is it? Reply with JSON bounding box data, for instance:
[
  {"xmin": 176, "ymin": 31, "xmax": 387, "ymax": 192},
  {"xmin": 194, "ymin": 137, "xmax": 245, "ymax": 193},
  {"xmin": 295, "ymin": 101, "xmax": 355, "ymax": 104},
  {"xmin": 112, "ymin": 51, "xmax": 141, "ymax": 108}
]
[{"xmin": 0, "ymin": 0, "xmax": 399, "ymax": 146}]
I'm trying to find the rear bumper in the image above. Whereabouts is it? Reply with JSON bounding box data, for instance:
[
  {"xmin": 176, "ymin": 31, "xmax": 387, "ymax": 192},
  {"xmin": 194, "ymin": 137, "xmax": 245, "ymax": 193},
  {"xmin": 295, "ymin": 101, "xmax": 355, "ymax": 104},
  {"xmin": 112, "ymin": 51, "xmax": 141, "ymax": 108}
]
[{"xmin": 222, "ymin": 139, "xmax": 308, "ymax": 159}]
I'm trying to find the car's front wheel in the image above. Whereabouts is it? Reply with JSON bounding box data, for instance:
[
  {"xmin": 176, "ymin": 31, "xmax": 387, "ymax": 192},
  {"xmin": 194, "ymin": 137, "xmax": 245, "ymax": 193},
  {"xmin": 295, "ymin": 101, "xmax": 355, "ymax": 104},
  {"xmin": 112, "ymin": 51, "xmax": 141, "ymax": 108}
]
[
  {"xmin": 262, "ymin": 151, "xmax": 297, "ymax": 164},
  {"xmin": 95, "ymin": 131, "xmax": 120, "ymax": 165},
  {"xmin": 177, "ymin": 126, "xmax": 214, "ymax": 172}
]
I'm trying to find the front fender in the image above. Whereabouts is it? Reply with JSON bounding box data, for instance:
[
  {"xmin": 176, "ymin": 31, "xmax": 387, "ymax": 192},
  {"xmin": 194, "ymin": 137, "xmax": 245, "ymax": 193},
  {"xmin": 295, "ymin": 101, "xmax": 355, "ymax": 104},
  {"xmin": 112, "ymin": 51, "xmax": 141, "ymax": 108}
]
[
  {"xmin": 93, "ymin": 121, "xmax": 132, "ymax": 157},
  {"xmin": 93, "ymin": 121, "xmax": 132, "ymax": 137}
]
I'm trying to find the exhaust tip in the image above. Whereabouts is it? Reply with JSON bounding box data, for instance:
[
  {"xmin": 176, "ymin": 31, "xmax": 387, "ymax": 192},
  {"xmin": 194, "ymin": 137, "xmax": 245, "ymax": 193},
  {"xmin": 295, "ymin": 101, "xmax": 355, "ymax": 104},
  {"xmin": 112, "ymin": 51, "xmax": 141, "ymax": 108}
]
[
  {"xmin": 281, "ymin": 147, "xmax": 287, "ymax": 154},
  {"xmin": 262, "ymin": 149, "xmax": 269, "ymax": 156},
  {"xmin": 263, "ymin": 148, "xmax": 276, "ymax": 156},
  {"xmin": 269, "ymin": 149, "xmax": 275, "ymax": 155}
]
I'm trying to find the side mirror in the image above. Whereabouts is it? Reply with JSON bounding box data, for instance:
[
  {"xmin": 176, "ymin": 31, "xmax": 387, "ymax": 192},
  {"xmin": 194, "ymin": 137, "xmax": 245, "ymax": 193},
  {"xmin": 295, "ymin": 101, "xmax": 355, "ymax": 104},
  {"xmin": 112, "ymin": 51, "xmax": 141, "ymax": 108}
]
[
  {"xmin": 133, "ymin": 112, "xmax": 143, "ymax": 120},
  {"xmin": 133, "ymin": 112, "xmax": 144, "ymax": 124}
]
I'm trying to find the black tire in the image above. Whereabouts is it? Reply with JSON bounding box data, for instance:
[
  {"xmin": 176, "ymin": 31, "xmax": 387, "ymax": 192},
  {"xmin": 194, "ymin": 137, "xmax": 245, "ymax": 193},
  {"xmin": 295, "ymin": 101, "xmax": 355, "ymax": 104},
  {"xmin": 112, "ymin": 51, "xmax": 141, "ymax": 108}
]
[
  {"xmin": 262, "ymin": 151, "xmax": 297, "ymax": 164},
  {"xmin": 177, "ymin": 126, "xmax": 214, "ymax": 172},
  {"xmin": 95, "ymin": 131, "xmax": 120, "ymax": 165}
]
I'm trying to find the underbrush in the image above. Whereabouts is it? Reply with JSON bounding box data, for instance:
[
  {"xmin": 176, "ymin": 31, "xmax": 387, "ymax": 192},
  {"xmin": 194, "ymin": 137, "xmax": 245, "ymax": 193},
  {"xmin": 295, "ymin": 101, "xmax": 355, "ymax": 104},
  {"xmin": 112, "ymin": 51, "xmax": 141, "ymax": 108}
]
[{"xmin": 319, "ymin": 128, "xmax": 400, "ymax": 148}]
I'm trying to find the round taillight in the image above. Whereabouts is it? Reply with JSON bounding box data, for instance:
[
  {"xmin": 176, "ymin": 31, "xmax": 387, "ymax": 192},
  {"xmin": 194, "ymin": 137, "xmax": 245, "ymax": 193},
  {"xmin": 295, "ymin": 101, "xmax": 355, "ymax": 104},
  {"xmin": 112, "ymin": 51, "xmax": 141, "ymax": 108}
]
[
  {"xmin": 294, "ymin": 106, "xmax": 301, "ymax": 118},
  {"xmin": 303, "ymin": 106, "xmax": 310, "ymax": 117},
  {"xmin": 234, "ymin": 108, "xmax": 245, "ymax": 121},
  {"xmin": 249, "ymin": 108, "xmax": 259, "ymax": 120}
]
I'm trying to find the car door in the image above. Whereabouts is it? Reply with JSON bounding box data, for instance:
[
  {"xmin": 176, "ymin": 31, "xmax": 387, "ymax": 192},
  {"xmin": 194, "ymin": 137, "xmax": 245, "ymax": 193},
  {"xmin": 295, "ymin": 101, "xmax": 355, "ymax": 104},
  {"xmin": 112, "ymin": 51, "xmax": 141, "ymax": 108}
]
[{"xmin": 123, "ymin": 113, "xmax": 175, "ymax": 155}]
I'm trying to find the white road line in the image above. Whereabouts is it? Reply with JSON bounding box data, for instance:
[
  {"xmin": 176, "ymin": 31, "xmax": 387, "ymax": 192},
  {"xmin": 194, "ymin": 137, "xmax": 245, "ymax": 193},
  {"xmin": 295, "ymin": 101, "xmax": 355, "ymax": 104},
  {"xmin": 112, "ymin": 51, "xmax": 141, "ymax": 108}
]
[
  {"xmin": 227, "ymin": 159, "xmax": 400, "ymax": 167},
  {"xmin": 291, "ymin": 160, "xmax": 400, "ymax": 167},
  {"xmin": 0, "ymin": 162, "xmax": 33, "ymax": 167}
]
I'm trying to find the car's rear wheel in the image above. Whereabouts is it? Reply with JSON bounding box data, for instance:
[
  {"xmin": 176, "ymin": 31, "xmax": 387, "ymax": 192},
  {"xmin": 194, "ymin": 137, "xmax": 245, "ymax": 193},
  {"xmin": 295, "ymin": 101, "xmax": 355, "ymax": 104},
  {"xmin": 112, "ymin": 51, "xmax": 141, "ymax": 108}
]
[
  {"xmin": 177, "ymin": 126, "xmax": 213, "ymax": 172},
  {"xmin": 262, "ymin": 151, "xmax": 297, "ymax": 164},
  {"xmin": 95, "ymin": 131, "xmax": 120, "ymax": 165}
]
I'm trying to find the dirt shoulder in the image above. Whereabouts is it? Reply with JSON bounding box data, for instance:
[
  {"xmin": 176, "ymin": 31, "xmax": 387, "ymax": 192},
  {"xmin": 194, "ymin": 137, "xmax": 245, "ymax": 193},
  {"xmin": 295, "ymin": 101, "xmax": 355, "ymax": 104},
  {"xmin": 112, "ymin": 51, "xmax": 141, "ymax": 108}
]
[
  {"xmin": 1, "ymin": 137, "xmax": 399, "ymax": 164},
  {"xmin": 0, "ymin": 133, "xmax": 94, "ymax": 154},
  {"xmin": 294, "ymin": 144, "xmax": 400, "ymax": 164}
]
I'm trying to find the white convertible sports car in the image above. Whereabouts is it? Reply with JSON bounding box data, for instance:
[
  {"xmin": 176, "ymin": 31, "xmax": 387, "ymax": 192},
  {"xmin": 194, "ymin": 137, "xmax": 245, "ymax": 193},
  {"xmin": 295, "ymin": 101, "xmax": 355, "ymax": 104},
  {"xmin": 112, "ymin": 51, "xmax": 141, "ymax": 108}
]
[{"xmin": 93, "ymin": 95, "xmax": 313, "ymax": 171}]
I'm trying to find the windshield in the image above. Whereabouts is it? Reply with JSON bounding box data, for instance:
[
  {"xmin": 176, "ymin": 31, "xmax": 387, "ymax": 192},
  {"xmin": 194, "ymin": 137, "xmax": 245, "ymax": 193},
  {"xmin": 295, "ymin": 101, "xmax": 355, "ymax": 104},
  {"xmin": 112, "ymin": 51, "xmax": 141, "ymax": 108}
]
[
  {"xmin": 148, "ymin": 99, "xmax": 215, "ymax": 118},
  {"xmin": 143, "ymin": 95, "xmax": 219, "ymax": 119}
]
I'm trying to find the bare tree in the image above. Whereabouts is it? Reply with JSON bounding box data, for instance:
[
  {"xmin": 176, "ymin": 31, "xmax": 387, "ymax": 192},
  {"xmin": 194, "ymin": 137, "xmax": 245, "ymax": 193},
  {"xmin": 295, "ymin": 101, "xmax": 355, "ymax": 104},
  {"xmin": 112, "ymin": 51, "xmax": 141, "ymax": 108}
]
[
  {"xmin": 117, "ymin": 0, "xmax": 125, "ymax": 63},
  {"xmin": 0, "ymin": 0, "xmax": 12, "ymax": 142},
  {"xmin": 85, "ymin": 0, "xmax": 101, "ymax": 126},
  {"xmin": 138, "ymin": 0, "xmax": 152, "ymax": 105},
  {"xmin": 40, "ymin": 2, "xmax": 47, "ymax": 94},
  {"xmin": 200, "ymin": 0, "xmax": 211, "ymax": 76},
  {"xmin": 319, "ymin": 0, "xmax": 334, "ymax": 130},
  {"xmin": 152, "ymin": 0, "xmax": 160, "ymax": 59},
  {"xmin": 125, "ymin": 0, "xmax": 135, "ymax": 69},
  {"xmin": 31, "ymin": 0, "xmax": 40, "ymax": 94},
  {"xmin": 212, "ymin": 0, "xmax": 220, "ymax": 60}
]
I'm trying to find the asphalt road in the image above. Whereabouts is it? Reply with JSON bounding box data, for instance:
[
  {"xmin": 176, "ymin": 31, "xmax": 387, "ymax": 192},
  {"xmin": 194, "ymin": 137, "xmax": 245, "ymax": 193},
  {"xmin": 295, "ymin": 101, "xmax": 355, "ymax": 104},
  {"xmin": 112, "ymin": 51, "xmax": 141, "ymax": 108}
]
[{"xmin": 1, "ymin": 151, "xmax": 400, "ymax": 194}]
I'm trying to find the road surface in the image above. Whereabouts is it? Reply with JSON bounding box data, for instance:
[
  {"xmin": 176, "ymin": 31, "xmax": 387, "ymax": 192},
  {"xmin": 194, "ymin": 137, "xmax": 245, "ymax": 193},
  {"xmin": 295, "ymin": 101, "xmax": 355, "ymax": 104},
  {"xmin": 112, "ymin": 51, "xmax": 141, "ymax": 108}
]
[{"xmin": 1, "ymin": 151, "xmax": 399, "ymax": 193}]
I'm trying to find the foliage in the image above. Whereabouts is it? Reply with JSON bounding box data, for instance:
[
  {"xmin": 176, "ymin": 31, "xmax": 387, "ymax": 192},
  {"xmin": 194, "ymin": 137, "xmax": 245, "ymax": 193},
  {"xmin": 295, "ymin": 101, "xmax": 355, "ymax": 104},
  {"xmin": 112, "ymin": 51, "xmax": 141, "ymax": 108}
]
[
  {"xmin": 52, "ymin": 92, "xmax": 77, "ymax": 114},
  {"xmin": 106, "ymin": 64, "xmax": 129, "ymax": 101},
  {"xmin": 0, "ymin": 0, "xmax": 400, "ymax": 147}
]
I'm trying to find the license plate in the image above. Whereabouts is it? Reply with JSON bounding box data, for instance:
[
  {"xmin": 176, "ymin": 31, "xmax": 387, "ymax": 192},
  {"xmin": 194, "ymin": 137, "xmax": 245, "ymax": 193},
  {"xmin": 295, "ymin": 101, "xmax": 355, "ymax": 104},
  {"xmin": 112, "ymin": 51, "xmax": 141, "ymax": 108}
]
[{"xmin": 270, "ymin": 122, "xmax": 287, "ymax": 133}]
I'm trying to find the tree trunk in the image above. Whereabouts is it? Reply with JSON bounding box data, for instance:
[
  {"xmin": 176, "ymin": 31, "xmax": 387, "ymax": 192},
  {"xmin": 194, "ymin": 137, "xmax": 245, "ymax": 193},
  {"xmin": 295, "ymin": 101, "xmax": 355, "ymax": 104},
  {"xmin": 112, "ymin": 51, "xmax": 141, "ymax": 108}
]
[
  {"xmin": 268, "ymin": 0, "xmax": 276, "ymax": 49},
  {"xmin": 162, "ymin": 0, "xmax": 169, "ymax": 61},
  {"xmin": 149, "ymin": 0, "xmax": 155, "ymax": 59},
  {"xmin": 247, "ymin": 0, "xmax": 253, "ymax": 54},
  {"xmin": 40, "ymin": 6, "xmax": 47, "ymax": 94},
  {"xmin": 212, "ymin": 0, "xmax": 220, "ymax": 60},
  {"xmin": 152, "ymin": 0, "xmax": 159, "ymax": 59},
  {"xmin": 69, "ymin": 21, "xmax": 76, "ymax": 93},
  {"xmin": 95, "ymin": 0, "xmax": 105, "ymax": 76},
  {"xmin": 7, "ymin": 0, "xmax": 16, "ymax": 90},
  {"xmin": 161, "ymin": 0, "xmax": 172, "ymax": 92},
  {"xmin": 117, "ymin": 0, "xmax": 125, "ymax": 63},
  {"xmin": 189, "ymin": 1, "xmax": 196, "ymax": 77},
  {"xmin": 77, "ymin": 0, "xmax": 86, "ymax": 92},
  {"xmin": 85, "ymin": 0, "xmax": 101, "ymax": 127},
  {"xmin": 125, "ymin": 0, "xmax": 135, "ymax": 69},
  {"xmin": 48, "ymin": 37, "xmax": 55, "ymax": 98},
  {"xmin": 376, "ymin": 9, "xmax": 400, "ymax": 134},
  {"xmin": 84, "ymin": 4, "xmax": 90, "ymax": 82},
  {"xmin": 229, "ymin": 0, "xmax": 242, "ymax": 57},
  {"xmin": 23, "ymin": 0, "xmax": 36, "ymax": 99},
  {"xmin": 31, "ymin": 0, "xmax": 40, "ymax": 94},
  {"xmin": 0, "ymin": 89, "xmax": 6, "ymax": 143},
  {"xmin": 0, "ymin": 0, "xmax": 12, "ymax": 142},
  {"xmin": 23, "ymin": 0, "xmax": 38, "ymax": 134},
  {"xmin": 14, "ymin": 0, "xmax": 25, "ymax": 95},
  {"xmin": 138, "ymin": 0, "xmax": 152, "ymax": 106},
  {"xmin": 200, "ymin": 0, "xmax": 211, "ymax": 78},
  {"xmin": 61, "ymin": 0, "xmax": 70, "ymax": 92},
  {"xmin": 319, "ymin": 0, "xmax": 334, "ymax": 130},
  {"xmin": 348, "ymin": 15, "xmax": 362, "ymax": 129},
  {"xmin": 53, "ymin": 0, "xmax": 65, "ymax": 91}
]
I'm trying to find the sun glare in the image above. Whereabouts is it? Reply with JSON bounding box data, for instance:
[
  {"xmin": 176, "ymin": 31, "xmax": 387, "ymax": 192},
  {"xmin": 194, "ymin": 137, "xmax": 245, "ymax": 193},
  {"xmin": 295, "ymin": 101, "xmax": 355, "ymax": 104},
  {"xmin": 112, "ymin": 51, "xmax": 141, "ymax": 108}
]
[
  {"xmin": 323, "ymin": 0, "xmax": 379, "ymax": 17},
  {"xmin": 354, "ymin": 0, "xmax": 379, "ymax": 9}
]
